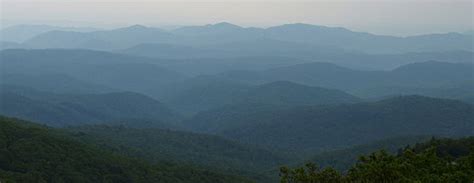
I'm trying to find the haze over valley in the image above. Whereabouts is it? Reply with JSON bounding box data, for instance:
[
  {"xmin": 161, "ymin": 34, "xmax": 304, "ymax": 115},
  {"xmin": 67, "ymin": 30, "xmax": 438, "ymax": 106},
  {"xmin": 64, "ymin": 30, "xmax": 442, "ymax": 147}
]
[{"xmin": 0, "ymin": 0, "xmax": 473, "ymax": 182}]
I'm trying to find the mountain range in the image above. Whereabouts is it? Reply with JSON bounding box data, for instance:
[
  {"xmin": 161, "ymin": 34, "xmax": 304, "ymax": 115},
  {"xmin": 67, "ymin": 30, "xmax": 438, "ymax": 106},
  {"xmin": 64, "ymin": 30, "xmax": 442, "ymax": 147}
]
[
  {"xmin": 0, "ymin": 49, "xmax": 186, "ymax": 98},
  {"xmin": 217, "ymin": 61, "xmax": 474, "ymax": 98},
  {"xmin": 1, "ymin": 22, "xmax": 473, "ymax": 182},
  {"xmin": 2, "ymin": 49, "xmax": 472, "ymax": 107},
  {"xmin": 0, "ymin": 24, "xmax": 99, "ymax": 43},
  {"xmin": 3, "ymin": 23, "xmax": 472, "ymax": 55}
]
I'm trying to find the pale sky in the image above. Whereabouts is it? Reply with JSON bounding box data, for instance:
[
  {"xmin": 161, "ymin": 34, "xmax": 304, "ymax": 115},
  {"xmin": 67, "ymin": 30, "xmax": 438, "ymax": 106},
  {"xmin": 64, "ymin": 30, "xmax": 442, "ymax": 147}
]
[{"xmin": 0, "ymin": 0, "xmax": 473, "ymax": 36}]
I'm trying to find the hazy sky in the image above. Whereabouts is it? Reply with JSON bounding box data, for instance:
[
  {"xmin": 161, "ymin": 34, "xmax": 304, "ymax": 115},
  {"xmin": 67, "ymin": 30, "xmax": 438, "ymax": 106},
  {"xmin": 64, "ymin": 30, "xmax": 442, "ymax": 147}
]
[{"xmin": 1, "ymin": 0, "xmax": 472, "ymax": 36}]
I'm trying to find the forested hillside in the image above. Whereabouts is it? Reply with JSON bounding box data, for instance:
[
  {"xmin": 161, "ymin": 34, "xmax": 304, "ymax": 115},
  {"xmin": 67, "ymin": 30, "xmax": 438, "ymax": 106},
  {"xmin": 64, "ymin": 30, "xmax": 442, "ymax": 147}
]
[
  {"xmin": 280, "ymin": 137, "xmax": 474, "ymax": 182},
  {"xmin": 0, "ymin": 116, "xmax": 251, "ymax": 183},
  {"xmin": 66, "ymin": 125, "xmax": 289, "ymax": 177},
  {"xmin": 1, "ymin": 16, "xmax": 473, "ymax": 182},
  {"xmin": 306, "ymin": 136, "xmax": 431, "ymax": 171},
  {"xmin": 186, "ymin": 96, "xmax": 474, "ymax": 154}
]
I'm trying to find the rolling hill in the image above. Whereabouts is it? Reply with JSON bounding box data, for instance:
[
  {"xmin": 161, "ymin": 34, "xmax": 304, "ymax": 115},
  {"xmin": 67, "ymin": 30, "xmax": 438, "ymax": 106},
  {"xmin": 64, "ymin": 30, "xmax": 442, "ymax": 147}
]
[
  {"xmin": 219, "ymin": 61, "xmax": 474, "ymax": 98},
  {"xmin": 0, "ymin": 74, "xmax": 115, "ymax": 94},
  {"xmin": 0, "ymin": 86, "xmax": 180, "ymax": 127},
  {"xmin": 240, "ymin": 81, "xmax": 361, "ymax": 106},
  {"xmin": 163, "ymin": 80, "xmax": 360, "ymax": 115}
]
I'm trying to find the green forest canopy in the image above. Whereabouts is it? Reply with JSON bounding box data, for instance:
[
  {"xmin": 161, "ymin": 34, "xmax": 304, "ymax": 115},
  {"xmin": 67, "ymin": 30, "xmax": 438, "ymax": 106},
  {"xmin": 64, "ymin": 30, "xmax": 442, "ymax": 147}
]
[
  {"xmin": 280, "ymin": 137, "xmax": 474, "ymax": 183},
  {"xmin": 0, "ymin": 116, "xmax": 251, "ymax": 183}
]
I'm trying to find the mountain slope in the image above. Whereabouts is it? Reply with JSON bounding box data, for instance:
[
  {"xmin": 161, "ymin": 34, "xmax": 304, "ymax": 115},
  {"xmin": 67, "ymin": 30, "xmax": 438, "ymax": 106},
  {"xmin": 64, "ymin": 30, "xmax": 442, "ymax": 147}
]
[
  {"xmin": 120, "ymin": 43, "xmax": 229, "ymax": 59},
  {"xmin": 0, "ymin": 49, "xmax": 187, "ymax": 98},
  {"xmin": 218, "ymin": 62, "xmax": 381, "ymax": 89},
  {"xmin": 0, "ymin": 24, "xmax": 98, "ymax": 42},
  {"xmin": 219, "ymin": 61, "xmax": 473, "ymax": 98},
  {"xmin": 353, "ymin": 81, "xmax": 474, "ymax": 99},
  {"xmin": 66, "ymin": 125, "xmax": 289, "ymax": 179},
  {"xmin": 241, "ymin": 81, "xmax": 361, "ymax": 106},
  {"xmin": 388, "ymin": 61, "xmax": 474, "ymax": 86},
  {"xmin": 164, "ymin": 80, "xmax": 360, "ymax": 115},
  {"xmin": 24, "ymin": 25, "xmax": 173, "ymax": 50},
  {"xmin": 265, "ymin": 23, "xmax": 473, "ymax": 53},
  {"xmin": 0, "ymin": 116, "xmax": 250, "ymax": 183},
  {"xmin": 161, "ymin": 77, "xmax": 252, "ymax": 115},
  {"xmin": 186, "ymin": 96, "xmax": 474, "ymax": 154},
  {"xmin": 0, "ymin": 87, "xmax": 180, "ymax": 127},
  {"xmin": 0, "ymin": 74, "xmax": 115, "ymax": 94}
]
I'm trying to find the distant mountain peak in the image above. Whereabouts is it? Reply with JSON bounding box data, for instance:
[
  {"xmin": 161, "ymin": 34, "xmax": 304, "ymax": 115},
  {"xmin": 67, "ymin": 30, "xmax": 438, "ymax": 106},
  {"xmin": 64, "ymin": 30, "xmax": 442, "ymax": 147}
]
[
  {"xmin": 205, "ymin": 22, "xmax": 242, "ymax": 30},
  {"xmin": 282, "ymin": 23, "xmax": 314, "ymax": 27},
  {"xmin": 130, "ymin": 24, "xmax": 147, "ymax": 28},
  {"xmin": 118, "ymin": 24, "xmax": 151, "ymax": 31},
  {"xmin": 173, "ymin": 22, "xmax": 243, "ymax": 34},
  {"xmin": 269, "ymin": 23, "xmax": 351, "ymax": 32},
  {"xmin": 213, "ymin": 22, "xmax": 240, "ymax": 27}
]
